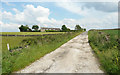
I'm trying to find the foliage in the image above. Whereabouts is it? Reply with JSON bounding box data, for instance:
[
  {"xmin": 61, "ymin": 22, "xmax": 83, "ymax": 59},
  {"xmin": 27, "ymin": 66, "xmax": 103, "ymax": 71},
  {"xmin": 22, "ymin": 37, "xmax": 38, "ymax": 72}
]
[
  {"xmin": 61, "ymin": 25, "xmax": 68, "ymax": 32},
  {"xmin": 61, "ymin": 25, "xmax": 71, "ymax": 32},
  {"xmin": 19, "ymin": 25, "xmax": 32, "ymax": 32},
  {"xmin": 83, "ymin": 28, "xmax": 86, "ymax": 31},
  {"xmin": 32, "ymin": 25, "xmax": 39, "ymax": 32},
  {"xmin": 88, "ymin": 30, "xmax": 120, "ymax": 75},
  {"xmin": 75, "ymin": 25, "xmax": 81, "ymax": 30}
]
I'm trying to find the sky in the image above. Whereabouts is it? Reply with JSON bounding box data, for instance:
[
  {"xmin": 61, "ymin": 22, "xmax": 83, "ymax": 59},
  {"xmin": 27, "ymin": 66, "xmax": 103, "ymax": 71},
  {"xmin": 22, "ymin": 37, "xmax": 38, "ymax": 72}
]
[{"xmin": 0, "ymin": 0, "xmax": 119, "ymax": 32}]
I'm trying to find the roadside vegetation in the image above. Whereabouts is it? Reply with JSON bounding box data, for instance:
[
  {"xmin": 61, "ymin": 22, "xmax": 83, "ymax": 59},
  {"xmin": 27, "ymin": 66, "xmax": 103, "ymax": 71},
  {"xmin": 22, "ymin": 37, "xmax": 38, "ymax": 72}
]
[
  {"xmin": 2, "ymin": 31, "xmax": 83, "ymax": 74},
  {"xmin": 88, "ymin": 29, "xmax": 120, "ymax": 75}
]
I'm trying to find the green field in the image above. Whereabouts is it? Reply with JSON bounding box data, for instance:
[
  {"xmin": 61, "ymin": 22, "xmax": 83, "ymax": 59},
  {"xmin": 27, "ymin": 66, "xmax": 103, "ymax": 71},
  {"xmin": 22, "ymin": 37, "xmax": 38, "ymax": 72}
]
[
  {"xmin": 2, "ymin": 32, "xmax": 83, "ymax": 74},
  {"xmin": 1, "ymin": 32, "xmax": 65, "ymax": 35},
  {"xmin": 88, "ymin": 30, "xmax": 120, "ymax": 75},
  {"xmin": 2, "ymin": 36, "xmax": 33, "ymax": 52}
]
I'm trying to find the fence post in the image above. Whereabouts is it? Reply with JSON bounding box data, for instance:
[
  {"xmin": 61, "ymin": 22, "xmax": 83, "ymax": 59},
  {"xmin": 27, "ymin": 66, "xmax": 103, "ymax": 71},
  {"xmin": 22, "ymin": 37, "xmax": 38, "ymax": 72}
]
[{"xmin": 7, "ymin": 43, "xmax": 10, "ymax": 51}]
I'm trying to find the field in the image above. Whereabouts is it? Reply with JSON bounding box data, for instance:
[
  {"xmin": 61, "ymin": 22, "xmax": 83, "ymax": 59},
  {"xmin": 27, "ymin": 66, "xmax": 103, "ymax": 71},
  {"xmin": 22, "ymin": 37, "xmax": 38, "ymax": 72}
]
[
  {"xmin": 2, "ymin": 37, "xmax": 33, "ymax": 52},
  {"xmin": 2, "ymin": 32, "xmax": 83, "ymax": 74},
  {"xmin": 88, "ymin": 30, "xmax": 120, "ymax": 75},
  {"xmin": 1, "ymin": 32, "xmax": 65, "ymax": 35}
]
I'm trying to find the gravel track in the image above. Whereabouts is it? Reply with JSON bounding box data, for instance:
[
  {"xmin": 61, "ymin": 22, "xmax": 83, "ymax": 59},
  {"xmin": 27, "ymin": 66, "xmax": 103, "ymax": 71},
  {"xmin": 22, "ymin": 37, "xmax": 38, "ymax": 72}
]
[{"xmin": 16, "ymin": 32, "xmax": 104, "ymax": 73}]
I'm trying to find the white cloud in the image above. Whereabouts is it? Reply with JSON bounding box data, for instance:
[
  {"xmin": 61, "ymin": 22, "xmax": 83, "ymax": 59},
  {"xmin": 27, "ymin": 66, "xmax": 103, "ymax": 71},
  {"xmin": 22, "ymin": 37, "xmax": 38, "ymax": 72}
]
[
  {"xmin": 2, "ymin": 4, "xmax": 50, "ymax": 24},
  {"xmin": 1, "ymin": 3, "xmax": 118, "ymax": 32},
  {"xmin": 55, "ymin": 2, "xmax": 118, "ymax": 30},
  {"xmin": 13, "ymin": 8, "xmax": 20, "ymax": 13},
  {"xmin": 0, "ymin": 21, "xmax": 20, "ymax": 32},
  {"xmin": 83, "ymin": 2, "xmax": 118, "ymax": 12},
  {"xmin": 56, "ymin": 2, "xmax": 118, "ymax": 16},
  {"xmin": 2, "ymin": 4, "xmax": 51, "ymax": 31}
]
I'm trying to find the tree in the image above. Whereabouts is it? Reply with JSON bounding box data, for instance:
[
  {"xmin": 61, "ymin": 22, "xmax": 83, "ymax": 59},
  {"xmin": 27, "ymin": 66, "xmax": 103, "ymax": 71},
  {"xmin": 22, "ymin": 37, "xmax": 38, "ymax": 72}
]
[
  {"xmin": 32, "ymin": 25, "xmax": 39, "ymax": 32},
  {"xmin": 19, "ymin": 25, "xmax": 24, "ymax": 32},
  {"xmin": 61, "ymin": 25, "xmax": 68, "ymax": 32},
  {"xmin": 75, "ymin": 25, "xmax": 82, "ymax": 30},
  {"xmin": 67, "ymin": 28, "xmax": 70, "ymax": 32},
  {"xmin": 84, "ymin": 28, "xmax": 86, "ymax": 31},
  {"xmin": 19, "ymin": 25, "xmax": 32, "ymax": 32}
]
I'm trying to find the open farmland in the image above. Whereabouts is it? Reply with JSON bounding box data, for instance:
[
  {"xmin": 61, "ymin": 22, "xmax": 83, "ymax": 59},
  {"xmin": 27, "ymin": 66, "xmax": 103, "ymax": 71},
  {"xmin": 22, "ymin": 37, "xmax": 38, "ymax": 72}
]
[
  {"xmin": 2, "ymin": 32, "xmax": 65, "ymax": 52},
  {"xmin": 88, "ymin": 29, "xmax": 120, "ymax": 75},
  {"xmin": 2, "ymin": 32, "xmax": 83, "ymax": 74},
  {"xmin": 1, "ymin": 32, "xmax": 65, "ymax": 35},
  {"xmin": 2, "ymin": 36, "xmax": 33, "ymax": 51}
]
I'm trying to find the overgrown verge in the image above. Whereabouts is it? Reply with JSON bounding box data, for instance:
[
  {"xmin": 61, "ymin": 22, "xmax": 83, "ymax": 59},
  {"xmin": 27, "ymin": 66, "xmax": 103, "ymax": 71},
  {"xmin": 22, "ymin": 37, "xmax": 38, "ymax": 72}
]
[
  {"xmin": 88, "ymin": 30, "xmax": 120, "ymax": 75},
  {"xmin": 2, "ymin": 32, "xmax": 82, "ymax": 74}
]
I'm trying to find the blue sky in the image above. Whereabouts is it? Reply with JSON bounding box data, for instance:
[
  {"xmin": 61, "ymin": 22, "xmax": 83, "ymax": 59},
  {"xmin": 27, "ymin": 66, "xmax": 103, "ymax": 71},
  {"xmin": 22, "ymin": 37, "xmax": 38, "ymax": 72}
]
[
  {"xmin": 2, "ymin": 2, "xmax": 83, "ymax": 20},
  {"xmin": 0, "ymin": 1, "xmax": 118, "ymax": 32}
]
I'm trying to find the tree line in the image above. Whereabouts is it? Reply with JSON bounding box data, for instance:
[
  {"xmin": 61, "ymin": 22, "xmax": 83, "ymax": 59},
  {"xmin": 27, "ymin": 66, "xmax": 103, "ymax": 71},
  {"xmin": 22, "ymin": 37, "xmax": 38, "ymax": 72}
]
[{"xmin": 19, "ymin": 25, "xmax": 86, "ymax": 32}]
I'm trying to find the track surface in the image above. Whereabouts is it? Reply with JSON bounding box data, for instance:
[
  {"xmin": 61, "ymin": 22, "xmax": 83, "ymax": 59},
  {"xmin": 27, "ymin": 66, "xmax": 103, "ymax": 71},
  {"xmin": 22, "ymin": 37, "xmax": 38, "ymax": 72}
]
[{"xmin": 17, "ymin": 32, "xmax": 104, "ymax": 73}]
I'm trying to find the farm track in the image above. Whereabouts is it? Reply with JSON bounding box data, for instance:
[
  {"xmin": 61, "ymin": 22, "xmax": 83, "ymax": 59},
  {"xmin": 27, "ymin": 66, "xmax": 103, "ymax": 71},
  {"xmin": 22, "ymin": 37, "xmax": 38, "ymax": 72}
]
[{"xmin": 16, "ymin": 32, "xmax": 104, "ymax": 73}]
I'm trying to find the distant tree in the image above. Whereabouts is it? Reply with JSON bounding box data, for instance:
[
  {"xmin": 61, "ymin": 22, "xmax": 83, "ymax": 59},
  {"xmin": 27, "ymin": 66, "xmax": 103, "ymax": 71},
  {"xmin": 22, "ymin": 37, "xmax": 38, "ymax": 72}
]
[
  {"xmin": 61, "ymin": 25, "xmax": 68, "ymax": 32},
  {"xmin": 67, "ymin": 28, "xmax": 71, "ymax": 32},
  {"xmin": 75, "ymin": 25, "xmax": 82, "ymax": 30},
  {"xmin": 32, "ymin": 25, "xmax": 39, "ymax": 32},
  {"xmin": 19, "ymin": 25, "xmax": 24, "ymax": 32},
  {"xmin": 19, "ymin": 25, "xmax": 32, "ymax": 32},
  {"xmin": 84, "ymin": 28, "xmax": 86, "ymax": 31}
]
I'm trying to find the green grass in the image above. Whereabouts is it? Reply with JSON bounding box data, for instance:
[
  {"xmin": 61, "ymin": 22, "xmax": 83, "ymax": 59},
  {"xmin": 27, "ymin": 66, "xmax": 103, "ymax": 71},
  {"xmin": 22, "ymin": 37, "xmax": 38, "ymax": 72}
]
[
  {"xmin": 0, "ymin": 36, "xmax": 2, "ymax": 75},
  {"xmin": 88, "ymin": 30, "xmax": 120, "ymax": 75},
  {"xmin": 2, "ymin": 36, "xmax": 33, "ymax": 52},
  {"xmin": 2, "ymin": 32, "xmax": 83, "ymax": 74},
  {"xmin": 1, "ymin": 32, "xmax": 65, "ymax": 35}
]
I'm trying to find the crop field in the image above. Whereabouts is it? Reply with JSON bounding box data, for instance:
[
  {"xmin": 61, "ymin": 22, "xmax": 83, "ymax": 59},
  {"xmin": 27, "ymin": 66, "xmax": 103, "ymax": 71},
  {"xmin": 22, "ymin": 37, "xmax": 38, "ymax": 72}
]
[
  {"xmin": 88, "ymin": 29, "xmax": 120, "ymax": 74},
  {"xmin": 1, "ymin": 32, "xmax": 65, "ymax": 35},
  {"xmin": 2, "ymin": 32, "xmax": 83, "ymax": 74}
]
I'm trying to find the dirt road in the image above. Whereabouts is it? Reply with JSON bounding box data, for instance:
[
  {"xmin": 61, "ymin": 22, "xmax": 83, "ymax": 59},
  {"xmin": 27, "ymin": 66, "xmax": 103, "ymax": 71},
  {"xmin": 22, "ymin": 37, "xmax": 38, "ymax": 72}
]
[{"xmin": 17, "ymin": 32, "xmax": 104, "ymax": 73}]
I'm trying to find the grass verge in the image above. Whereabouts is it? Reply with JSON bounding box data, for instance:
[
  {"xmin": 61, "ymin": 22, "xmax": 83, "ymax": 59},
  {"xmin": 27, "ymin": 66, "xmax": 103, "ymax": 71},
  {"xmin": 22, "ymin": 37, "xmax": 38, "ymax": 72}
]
[{"xmin": 88, "ymin": 30, "xmax": 120, "ymax": 75}]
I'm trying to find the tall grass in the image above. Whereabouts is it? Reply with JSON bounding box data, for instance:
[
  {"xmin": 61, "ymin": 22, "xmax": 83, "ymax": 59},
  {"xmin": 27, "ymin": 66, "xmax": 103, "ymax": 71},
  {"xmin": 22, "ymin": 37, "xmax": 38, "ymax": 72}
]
[
  {"xmin": 2, "ymin": 32, "xmax": 82, "ymax": 74},
  {"xmin": 88, "ymin": 30, "xmax": 120, "ymax": 75}
]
